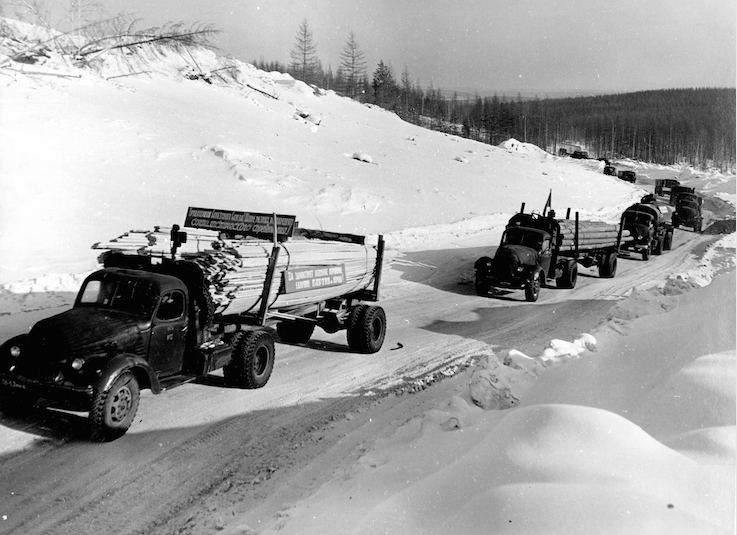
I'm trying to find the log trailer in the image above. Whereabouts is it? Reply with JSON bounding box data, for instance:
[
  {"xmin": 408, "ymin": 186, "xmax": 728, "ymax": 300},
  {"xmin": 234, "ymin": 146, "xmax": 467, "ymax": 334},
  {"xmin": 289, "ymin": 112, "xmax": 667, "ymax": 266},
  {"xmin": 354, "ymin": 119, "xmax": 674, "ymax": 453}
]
[
  {"xmin": 474, "ymin": 204, "xmax": 622, "ymax": 302},
  {"xmin": 0, "ymin": 208, "xmax": 386, "ymax": 441}
]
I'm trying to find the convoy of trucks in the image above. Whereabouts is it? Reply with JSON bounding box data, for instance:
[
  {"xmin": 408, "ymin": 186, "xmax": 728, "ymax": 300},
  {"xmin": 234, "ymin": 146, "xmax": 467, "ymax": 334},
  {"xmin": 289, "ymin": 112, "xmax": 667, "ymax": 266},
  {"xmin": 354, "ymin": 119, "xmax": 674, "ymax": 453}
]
[{"xmin": 0, "ymin": 168, "xmax": 709, "ymax": 440}]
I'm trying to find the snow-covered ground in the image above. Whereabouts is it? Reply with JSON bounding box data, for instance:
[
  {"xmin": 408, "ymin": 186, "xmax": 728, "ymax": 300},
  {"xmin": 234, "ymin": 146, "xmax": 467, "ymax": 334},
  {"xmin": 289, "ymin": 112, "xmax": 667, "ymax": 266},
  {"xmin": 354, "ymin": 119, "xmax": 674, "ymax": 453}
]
[{"xmin": 0, "ymin": 18, "xmax": 735, "ymax": 535}]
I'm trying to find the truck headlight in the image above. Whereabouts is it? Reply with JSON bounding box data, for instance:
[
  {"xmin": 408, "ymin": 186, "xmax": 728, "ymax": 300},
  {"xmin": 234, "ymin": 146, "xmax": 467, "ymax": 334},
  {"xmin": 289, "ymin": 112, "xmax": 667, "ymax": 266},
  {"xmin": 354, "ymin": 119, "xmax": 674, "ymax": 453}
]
[
  {"xmin": 9, "ymin": 346, "xmax": 21, "ymax": 358},
  {"xmin": 71, "ymin": 358, "xmax": 85, "ymax": 370},
  {"xmin": 516, "ymin": 266, "xmax": 525, "ymax": 272}
]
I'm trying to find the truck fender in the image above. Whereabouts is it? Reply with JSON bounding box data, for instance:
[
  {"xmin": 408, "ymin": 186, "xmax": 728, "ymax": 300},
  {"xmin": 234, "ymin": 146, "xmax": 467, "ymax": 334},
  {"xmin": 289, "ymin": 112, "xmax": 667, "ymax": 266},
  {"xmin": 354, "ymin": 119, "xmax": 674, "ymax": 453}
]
[
  {"xmin": 0, "ymin": 334, "xmax": 29, "ymax": 371},
  {"xmin": 96, "ymin": 354, "xmax": 161, "ymax": 394}
]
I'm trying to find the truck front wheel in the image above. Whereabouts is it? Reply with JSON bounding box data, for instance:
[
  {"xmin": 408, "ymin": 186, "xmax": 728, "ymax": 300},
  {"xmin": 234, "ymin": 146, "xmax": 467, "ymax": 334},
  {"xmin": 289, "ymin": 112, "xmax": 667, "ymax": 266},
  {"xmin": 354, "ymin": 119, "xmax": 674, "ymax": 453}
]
[
  {"xmin": 524, "ymin": 270, "xmax": 542, "ymax": 302},
  {"xmin": 224, "ymin": 329, "xmax": 275, "ymax": 389},
  {"xmin": 653, "ymin": 235, "xmax": 664, "ymax": 255},
  {"xmin": 347, "ymin": 305, "xmax": 386, "ymax": 354},
  {"xmin": 90, "ymin": 371, "xmax": 140, "ymax": 442},
  {"xmin": 663, "ymin": 231, "xmax": 673, "ymax": 251}
]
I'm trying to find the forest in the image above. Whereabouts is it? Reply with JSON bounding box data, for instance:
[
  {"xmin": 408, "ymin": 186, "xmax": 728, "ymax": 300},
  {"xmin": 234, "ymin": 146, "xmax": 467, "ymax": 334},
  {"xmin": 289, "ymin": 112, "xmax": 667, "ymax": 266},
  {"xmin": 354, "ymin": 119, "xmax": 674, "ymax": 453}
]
[{"xmin": 258, "ymin": 19, "xmax": 735, "ymax": 172}]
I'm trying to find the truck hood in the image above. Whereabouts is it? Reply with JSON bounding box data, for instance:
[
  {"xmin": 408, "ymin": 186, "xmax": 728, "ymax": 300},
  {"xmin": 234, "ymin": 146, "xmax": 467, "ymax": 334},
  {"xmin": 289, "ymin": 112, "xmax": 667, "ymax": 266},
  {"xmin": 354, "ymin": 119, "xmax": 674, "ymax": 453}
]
[
  {"xmin": 493, "ymin": 244, "xmax": 539, "ymax": 279},
  {"xmin": 18, "ymin": 308, "xmax": 147, "ymax": 380}
]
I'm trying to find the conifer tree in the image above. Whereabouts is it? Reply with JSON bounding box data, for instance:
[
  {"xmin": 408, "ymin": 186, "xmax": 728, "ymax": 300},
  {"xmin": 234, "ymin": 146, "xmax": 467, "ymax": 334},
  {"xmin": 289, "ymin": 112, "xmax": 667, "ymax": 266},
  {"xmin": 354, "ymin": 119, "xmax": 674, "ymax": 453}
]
[
  {"xmin": 339, "ymin": 30, "xmax": 366, "ymax": 98},
  {"xmin": 289, "ymin": 19, "xmax": 319, "ymax": 84}
]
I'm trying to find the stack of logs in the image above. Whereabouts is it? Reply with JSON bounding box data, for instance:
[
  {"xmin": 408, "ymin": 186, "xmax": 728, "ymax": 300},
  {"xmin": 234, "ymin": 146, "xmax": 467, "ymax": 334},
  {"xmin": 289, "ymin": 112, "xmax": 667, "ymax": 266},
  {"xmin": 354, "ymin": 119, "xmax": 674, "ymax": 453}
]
[
  {"xmin": 557, "ymin": 220, "xmax": 630, "ymax": 251},
  {"xmin": 93, "ymin": 226, "xmax": 377, "ymax": 315}
]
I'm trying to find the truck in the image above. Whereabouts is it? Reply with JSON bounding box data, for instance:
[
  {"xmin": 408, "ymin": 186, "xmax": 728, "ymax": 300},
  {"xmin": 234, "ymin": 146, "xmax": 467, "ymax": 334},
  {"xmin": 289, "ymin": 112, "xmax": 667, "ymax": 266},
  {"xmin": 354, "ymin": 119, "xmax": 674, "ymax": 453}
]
[
  {"xmin": 617, "ymin": 170, "xmax": 636, "ymax": 183},
  {"xmin": 669, "ymin": 185, "xmax": 696, "ymax": 206},
  {"xmin": 671, "ymin": 192, "xmax": 704, "ymax": 232},
  {"xmin": 618, "ymin": 199, "xmax": 673, "ymax": 260},
  {"xmin": 654, "ymin": 178, "xmax": 680, "ymax": 197},
  {"xmin": 0, "ymin": 208, "xmax": 386, "ymax": 441},
  {"xmin": 474, "ymin": 204, "xmax": 621, "ymax": 302},
  {"xmin": 603, "ymin": 164, "xmax": 617, "ymax": 176}
]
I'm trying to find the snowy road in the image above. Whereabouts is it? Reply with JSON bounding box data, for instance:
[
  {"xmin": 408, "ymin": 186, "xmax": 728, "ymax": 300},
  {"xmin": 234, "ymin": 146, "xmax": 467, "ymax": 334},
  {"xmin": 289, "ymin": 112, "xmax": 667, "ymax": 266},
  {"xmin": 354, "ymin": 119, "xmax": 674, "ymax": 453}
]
[{"xmin": 0, "ymin": 223, "xmax": 727, "ymax": 535}]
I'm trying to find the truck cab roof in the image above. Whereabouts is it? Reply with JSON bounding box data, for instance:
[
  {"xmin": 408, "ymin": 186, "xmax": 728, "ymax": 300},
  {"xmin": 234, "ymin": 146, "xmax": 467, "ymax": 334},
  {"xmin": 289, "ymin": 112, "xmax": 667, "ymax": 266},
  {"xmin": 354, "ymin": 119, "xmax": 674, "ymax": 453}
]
[{"xmin": 78, "ymin": 268, "xmax": 187, "ymax": 300}]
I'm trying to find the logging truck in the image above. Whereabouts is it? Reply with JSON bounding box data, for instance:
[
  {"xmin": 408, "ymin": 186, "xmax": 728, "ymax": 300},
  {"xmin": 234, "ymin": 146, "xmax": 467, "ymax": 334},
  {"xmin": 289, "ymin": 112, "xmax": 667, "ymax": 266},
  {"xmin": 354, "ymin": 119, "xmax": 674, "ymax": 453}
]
[
  {"xmin": 474, "ymin": 205, "xmax": 622, "ymax": 302},
  {"xmin": 672, "ymin": 192, "xmax": 703, "ymax": 232},
  {"xmin": 618, "ymin": 200, "xmax": 673, "ymax": 260},
  {"xmin": 0, "ymin": 208, "xmax": 386, "ymax": 441}
]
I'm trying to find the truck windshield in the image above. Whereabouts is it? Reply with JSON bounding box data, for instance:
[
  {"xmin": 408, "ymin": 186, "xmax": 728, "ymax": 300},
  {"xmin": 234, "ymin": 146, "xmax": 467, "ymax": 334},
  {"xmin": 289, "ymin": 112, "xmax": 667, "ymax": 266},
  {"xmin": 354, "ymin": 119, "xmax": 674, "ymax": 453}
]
[
  {"xmin": 502, "ymin": 228, "xmax": 543, "ymax": 249},
  {"xmin": 78, "ymin": 277, "xmax": 158, "ymax": 317}
]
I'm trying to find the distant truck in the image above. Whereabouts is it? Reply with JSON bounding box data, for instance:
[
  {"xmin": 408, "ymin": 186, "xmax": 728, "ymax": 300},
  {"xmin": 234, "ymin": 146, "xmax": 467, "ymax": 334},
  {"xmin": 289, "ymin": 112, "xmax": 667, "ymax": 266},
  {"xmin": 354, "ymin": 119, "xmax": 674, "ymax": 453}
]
[
  {"xmin": 654, "ymin": 178, "xmax": 680, "ymax": 197},
  {"xmin": 669, "ymin": 185, "xmax": 696, "ymax": 206},
  {"xmin": 0, "ymin": 209, "xmax": 386, "ymax": 441},
  {"xmin": 603, "ymin": 165, "xmax": 617, "ymax": 176},
  {"xmin": 571, "ymin": 150, "xmax": 589, "ymax": 159},
  {"xmin": 618, "ymin": 200, "xmax": 673, "ymax": 260},
  {"xmin": 671, "ymin": 192, "xmax": 703, "ymax": 232},
  {"xmin": 474, "ymin": 205, "xmax": 621, "ymax": 302},
  {"xmin": 617, "ymin": 170, "xmax": 636, "ymax": 183}
]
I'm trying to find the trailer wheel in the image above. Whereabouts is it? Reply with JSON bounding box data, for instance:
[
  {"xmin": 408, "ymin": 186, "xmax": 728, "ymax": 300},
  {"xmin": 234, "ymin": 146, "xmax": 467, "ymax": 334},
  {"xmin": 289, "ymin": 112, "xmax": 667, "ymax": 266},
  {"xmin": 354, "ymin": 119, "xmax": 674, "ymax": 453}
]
[
  {"xmin": 524, "ymin": 270, "xmax": 542, "ymax": 302},
  {"xmin": 347, "ymin": 305, "xmax": 386, "ymax": 354},
  {"xmin": 224, "ymin": 329, "xmax": 275, "ymax": 389},
  {"xmin": 90, "ymin": 371, "xmax": 140, "ymax": 442},
  {"xmin": 556, "ymin": 260, "xmax": 578, "ymax": 289},
  {"xmin": 653, "ymin": 235, "xmax": 664, "ymax": 255},
  {"xmin": 598, "ymin": 252, "xmax": 617, "ymax": 278},
  {"xmin": 276, "ymin": 321, "xmax": 315, "ymax": 344},
  {"xmin": 663, "ymin": 231, "xmax": 673, "ymax": 251}
]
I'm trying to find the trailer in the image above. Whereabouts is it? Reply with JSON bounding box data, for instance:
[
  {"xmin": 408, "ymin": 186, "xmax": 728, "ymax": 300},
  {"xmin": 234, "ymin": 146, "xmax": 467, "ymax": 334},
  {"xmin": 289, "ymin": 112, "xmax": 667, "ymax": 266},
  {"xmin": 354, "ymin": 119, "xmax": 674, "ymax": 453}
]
[
  {"xmin": 0, "ymin": 207, "xmax": 386, "ymax": 441},
  {"xmin": 474, "ymin": 204, "xmax": 622, "ymax": 302}
]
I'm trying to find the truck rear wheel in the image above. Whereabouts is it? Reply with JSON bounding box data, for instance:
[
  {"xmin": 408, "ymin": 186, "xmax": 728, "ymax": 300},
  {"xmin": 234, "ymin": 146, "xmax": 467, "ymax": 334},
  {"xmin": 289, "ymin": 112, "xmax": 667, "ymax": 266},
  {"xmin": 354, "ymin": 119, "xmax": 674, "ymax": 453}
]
[
  {"xmin": 347, "ymin": 305, "xmax": 386, "ymax": 354},
  {"xmin": 598, "ymin": 252, "xmax": 617, "ymax": 278},
  {"xmin": 663, "ymin": 230, "xmax": 673, "ymax": 251},
  {"xmin": 475, "ymin": 278, "xmax": 490, "ymax": 296},
  {"xmin": 556, "ymin": 260, "xmax": 578, "ymax": 289},
  {"xmin": 524, "ymin": 270, "xmax": 542, "ymax": 302},
  {"xmin": 90, "ymin": 371, "xmax": 140, "ymax": 441},
  {"xmin": 276, "ymin": 321, "xmax": 315, "ymax": 344},
  {"xmin": 653, "ymin": 236, "xmax": 664, "ymax": 255},
  {"xmin": 224, "ymin": 329, "xmax": 275, "ymax": 389}
]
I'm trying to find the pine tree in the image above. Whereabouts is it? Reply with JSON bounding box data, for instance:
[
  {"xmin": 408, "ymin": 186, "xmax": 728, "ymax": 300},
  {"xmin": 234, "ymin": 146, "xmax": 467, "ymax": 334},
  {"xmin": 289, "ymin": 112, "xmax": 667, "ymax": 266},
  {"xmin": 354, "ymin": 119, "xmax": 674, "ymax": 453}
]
[
  {"xmin": 339, "ymin": 30, "xmax": 366, "ymax": 98},
  {"xmin": 372, "ymin": 60, "xmax": 397, "ymax": 108},
  {"xmin": 289, "ymin": 19, "xmax": 319, "ymax": 85}
]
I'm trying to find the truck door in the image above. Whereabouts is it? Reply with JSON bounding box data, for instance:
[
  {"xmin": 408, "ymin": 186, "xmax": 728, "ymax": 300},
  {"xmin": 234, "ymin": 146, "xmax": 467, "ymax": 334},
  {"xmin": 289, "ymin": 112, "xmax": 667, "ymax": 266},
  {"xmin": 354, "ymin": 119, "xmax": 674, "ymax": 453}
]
[{"xmin": 148, "ymin": 290, "xmax": 188, "ymax": 376}]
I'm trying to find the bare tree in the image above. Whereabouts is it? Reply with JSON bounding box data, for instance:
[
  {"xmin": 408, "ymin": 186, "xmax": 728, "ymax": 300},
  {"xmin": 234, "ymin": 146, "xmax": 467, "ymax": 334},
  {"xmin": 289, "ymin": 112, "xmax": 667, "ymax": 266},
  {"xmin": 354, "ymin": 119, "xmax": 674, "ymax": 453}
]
[
  {"xmin": 289, "ymin": 19, "xmax": 319, "ymax": 84},
  {"xmin": 339, "ymin": 30, "xmax": 366, "ymax": 98}
]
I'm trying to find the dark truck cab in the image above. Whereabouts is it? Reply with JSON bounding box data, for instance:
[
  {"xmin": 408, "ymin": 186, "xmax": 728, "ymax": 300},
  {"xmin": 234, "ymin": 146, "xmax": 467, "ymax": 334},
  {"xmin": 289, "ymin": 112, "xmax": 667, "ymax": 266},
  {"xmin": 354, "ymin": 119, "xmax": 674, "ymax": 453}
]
[
  {"xmin": 0, "ymin": 263, "xmax": 244, "ymax": 440},
  {"xmin": 671, "ymin": 192, "xmax": 703, "ymax": 232}
]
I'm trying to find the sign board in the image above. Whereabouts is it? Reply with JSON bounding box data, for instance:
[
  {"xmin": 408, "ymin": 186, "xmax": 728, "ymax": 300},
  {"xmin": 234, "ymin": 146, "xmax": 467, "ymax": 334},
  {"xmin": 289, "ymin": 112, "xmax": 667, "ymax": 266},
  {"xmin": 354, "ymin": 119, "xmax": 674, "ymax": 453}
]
[
  {"xmin": 184, "ymin": 207, "xmax": 296, "ymax": 241},
  {"xmin": 283, "ymin": 265, "xmax": 346, "ymax": 293}
]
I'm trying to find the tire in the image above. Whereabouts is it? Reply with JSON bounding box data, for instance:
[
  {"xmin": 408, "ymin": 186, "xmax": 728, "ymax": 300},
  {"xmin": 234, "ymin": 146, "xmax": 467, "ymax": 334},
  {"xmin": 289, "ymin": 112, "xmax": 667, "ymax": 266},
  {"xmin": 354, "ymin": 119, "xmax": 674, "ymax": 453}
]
[
  {"xmin": 223, "ymin": 329, "xmax": 275, "ymax": 389},
  {"xmin": 347, "ymin": 305, "xmax": 386, "ymax": 354},
  {"xmin": 276, "ymin": 321, "xmax": 315, "ymax": 344},
  {"xmin": 90, "ymin": 371, "xmax": 140, "ymax": 442},
  {"xmin": 663, "ymin": 231, "xmax": 673, "ymax": 251},
  {"xmin": 524, "ymin": 270, "xmax": 542, "ymax": 302},
  {"xmin": 642, "ymin": 247, "xmax": 650, "ymax": 261},
  {"xmin": 671, "ymin": 214, "xmax": 680, "ymax": 228},
  {"xmin": 598, "ymin": 252, "xmax": 618, "ymax": 278},
  {"xmin": 653, "ymin": 235, "xmax": 664, "ymax": 255},
  {"xmin": 556, "ymin": 260, "xmax": 578, "ymax": 289},
  {"xmin": 475, "ymin": 277, "xmax": 490, "ymax": 296}
]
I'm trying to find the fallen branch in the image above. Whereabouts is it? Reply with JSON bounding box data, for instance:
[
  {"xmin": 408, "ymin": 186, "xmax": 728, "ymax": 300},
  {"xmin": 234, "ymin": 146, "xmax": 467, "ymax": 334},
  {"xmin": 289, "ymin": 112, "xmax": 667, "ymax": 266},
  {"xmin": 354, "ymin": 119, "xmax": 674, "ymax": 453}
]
[
  {"xmin": 3, "ymin": 67, "xmax": 81, "ymax": 78},
  {"xmin": 246, "ymin": 83, "xmax": 278, "ymax": 99},
  {"xmin": 106, "ymin": 71, "xmax": 151, "ymax": 80}
]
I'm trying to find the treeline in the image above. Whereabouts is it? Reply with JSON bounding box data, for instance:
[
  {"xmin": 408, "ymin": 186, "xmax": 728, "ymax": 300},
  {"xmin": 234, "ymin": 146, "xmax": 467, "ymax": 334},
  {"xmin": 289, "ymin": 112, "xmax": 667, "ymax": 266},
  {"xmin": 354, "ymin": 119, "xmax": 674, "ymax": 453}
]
[{"xmin": 265, "ymin": 20, "xmax": 735, "ymax": 171}]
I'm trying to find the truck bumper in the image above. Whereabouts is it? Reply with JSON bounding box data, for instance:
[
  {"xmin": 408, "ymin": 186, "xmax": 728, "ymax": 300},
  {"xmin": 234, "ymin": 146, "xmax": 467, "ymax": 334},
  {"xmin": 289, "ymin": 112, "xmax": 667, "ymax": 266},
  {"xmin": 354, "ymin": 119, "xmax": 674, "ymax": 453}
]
[{"xmin": 0, "ymin": 372, "xmax": 93, "ymax": 409}]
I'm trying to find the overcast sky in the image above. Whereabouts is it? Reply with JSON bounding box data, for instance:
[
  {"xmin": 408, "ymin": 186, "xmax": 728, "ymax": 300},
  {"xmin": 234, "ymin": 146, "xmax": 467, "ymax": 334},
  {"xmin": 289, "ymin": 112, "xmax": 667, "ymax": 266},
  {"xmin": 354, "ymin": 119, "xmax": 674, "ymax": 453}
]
[{"xmin": 41, "ymin": 0, "xmax": 737, "ymax": 94}]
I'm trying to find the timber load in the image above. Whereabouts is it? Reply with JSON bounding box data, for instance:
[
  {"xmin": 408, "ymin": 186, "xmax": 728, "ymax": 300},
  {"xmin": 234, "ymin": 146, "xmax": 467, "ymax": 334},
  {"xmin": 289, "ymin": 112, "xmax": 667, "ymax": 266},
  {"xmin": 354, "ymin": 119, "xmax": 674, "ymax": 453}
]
[
  {"xmin": 93, "ymin": 226, "xmax": 378, "ymax": 316},
  {"xmin": 556, "ymin": 219, "xmax": 631, "ymax": 251}
]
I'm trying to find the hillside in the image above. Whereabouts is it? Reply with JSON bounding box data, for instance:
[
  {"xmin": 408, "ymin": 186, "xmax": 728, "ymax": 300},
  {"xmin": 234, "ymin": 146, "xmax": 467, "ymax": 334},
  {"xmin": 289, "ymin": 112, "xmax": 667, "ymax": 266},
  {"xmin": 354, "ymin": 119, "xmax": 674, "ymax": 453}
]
[{"xmin": 0, "ymin": 18, "xmax": 735, "ymax": 535}]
